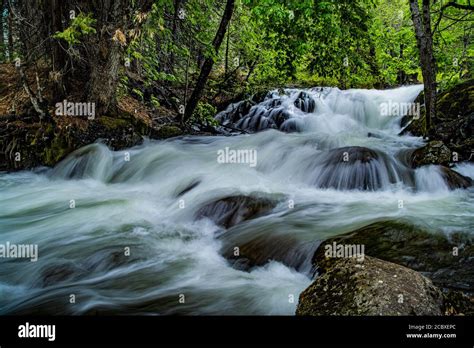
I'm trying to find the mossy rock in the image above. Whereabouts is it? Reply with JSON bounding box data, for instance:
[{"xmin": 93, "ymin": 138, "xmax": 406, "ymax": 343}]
[
  {"xmin": 155, "ymin": 125, "xmax": 183, "ymax": 139},
  {"xmin": 402, "ymin": 79, "xmax": 474, "ymax": 162},
  {"xmin": 43, "ymin": 135, "xmax": 72, "ymax": 166},
  {"xmin": 442, "ymin": 290, "xmax": 474, "ymax": 316},
  {"xmin": 97, "ymin": 116, "xmax": 130, "ymax": 129},
  {"xmin": 297, "ymin": 256, "xmax": 445, "ymax": 315},
  {"xmin": 311, "ymin": 220, "xmax": 474, "ymax": 292},
  {"xmin": 411, "ymin": 140, "xmax": 452, "ymax": 167}
]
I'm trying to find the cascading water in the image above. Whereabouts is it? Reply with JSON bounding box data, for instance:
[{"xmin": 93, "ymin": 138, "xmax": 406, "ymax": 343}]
[{"xmin": 0, "ymin": 85, "xmax": 473, "ymax": 315}]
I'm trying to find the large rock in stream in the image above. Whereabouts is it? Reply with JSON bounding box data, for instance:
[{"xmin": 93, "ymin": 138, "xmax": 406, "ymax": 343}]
[
  {"xmin": 411, "ymin": 140, "xmax": 452, "ymax": 167},
  {"xmin": 311, "ymin": 220, "xmax": 474, "ymax": 292},
  {"xmin": 296, "ymin": 220, "xmax": 474, "ymax": 316},
  {"xmin": 308, "ymin": 146, "xmax": 414, "ymax": 190},
  {"xmin": 195, "ymin": 194, "xmax": 279, "ymax": 229},
  {"xmin": 197, "ymin": 194, "xmax": 318, "ymax": 272},
  {"xmin": 215, "ymin": 89, "xmax": 315, "ymax": 133},
  {"xmin": 296, "ymin": 256, "xmax": 445, "ymax": 315},
  {"xmin": 438, "ymin": 166, "xmax": 472, "ymax": 189}
]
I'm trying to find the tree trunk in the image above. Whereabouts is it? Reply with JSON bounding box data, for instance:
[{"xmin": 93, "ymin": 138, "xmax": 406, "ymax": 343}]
[
  {"xmin": 83, "ymin": 0, "xmax": 153, "ymax": 115},
  {"xmin": 398, "ymin": 44, "xmax": 406, "ymax": 84},
  {"xmin": 7, "ymin": 5, "xmax": 13, "ymax": 61},
  {"xmin": 85, "ymin": 0, "xmax": 126, "ymax": 115},
  {"xmin": 87, "ymin": 36, "xmax": 123, "ymax": 115},
  {"xmin": 49, "ymin": 0, "xmax": 67, "ymax": 101},
  {"xmin": 421, "ymin": 0, "xmax": 436, "ymax": 136},
  {"xmin": 49, "ymin": 0, "xmax": 65, "ymax": 71},
  {"xmin": 225, "ymin": 20, "xmax": 231, "ymax": 75},
  {"xmin": 245, "ymin": 59, "xmax": 258, "ymax": 82},
  {"xmin": 460, "ymin": 27, "xmax": 469, "ymax": 78},
  {"xmin": 182, "ymin": 0, "xmax": 235, "ymax": 123},
  {"xmin": 409, "ymin": 0, "xmax": 436, "ymax": 137},
  {"xmin": 169, "ymin": 0, "xmax": 183, "ymax": 72},
  {"xmin": 0, "ymin": 0, "xmax": 4, "ymax": 60}
]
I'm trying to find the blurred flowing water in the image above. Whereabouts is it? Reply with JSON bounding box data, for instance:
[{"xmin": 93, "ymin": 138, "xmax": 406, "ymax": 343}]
[{"xmin": 0, "ymin": 85, "xmax": 473, "ymax": 315}]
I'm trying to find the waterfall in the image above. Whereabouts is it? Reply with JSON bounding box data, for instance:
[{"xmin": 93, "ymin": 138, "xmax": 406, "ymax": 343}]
[{"xmin": 0, "ymin": 85, "xmax": 472, "ymax": 315}]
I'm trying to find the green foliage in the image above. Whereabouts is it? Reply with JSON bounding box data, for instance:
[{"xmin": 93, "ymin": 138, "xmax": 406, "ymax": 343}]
[
  {"xmin": 369, "ymin": 0, "xmax": 418, "ymax": 85},
  {"xmin": 151, "ymin": 95, "xmax": 161, "ymax": 109},
  {"xmin": 431, "ymin": 0, "xmax": 473, "ymax": 91},
  {"xmin": 53, "ymin": 13, "xmax": 96, "ymax": 46},
  {"xmin": 369, "ymin": 0, "xmax": 473, "ymax": 89},
  {"xmin": 132, "ymin": 88, "xmax": 144, "ymax": 101},
  {"xmin": 118, "ymin": 0, "xmax": 472, "ymax": 117},
  {"xmin": 191, "ymin": 102, "xmax": 218, "ymax": 126}
]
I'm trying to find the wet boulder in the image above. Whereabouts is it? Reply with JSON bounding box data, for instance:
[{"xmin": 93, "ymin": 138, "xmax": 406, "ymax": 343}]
[
  {"xmin": 267, "ymin": 98, "xmax": 282, "ymax": 108},
  {"xmin": 195, "ymin": 195, "xmax": 278, "ymax": 229},
  {"xmin": 233, "ymin": 104, "xmax": 295, "ymax": 133},
  {"xmin": 326, "ymin": 146, "xmax": 379, "ymax": 164},
  {"xmin": 411, "ymin": 140, "xmax": 452, "ymax": 167},
  {"xmin": 311, "ymin": 220, "xmax": 474, "ymax": 292},
  {"xmin": 296, "ymin": 256, "xmax": 445, "ymax": 316},
  {"xmin": 216, "ymin": 90, "xmax": 314, "ymax": 133},
  {"xmin": 235, "ymin": 111, "xmax": 277, "ymax": 132},
  {"xmin": 280, "ymin": 118, "xmax": 304, "ymax": 133},
  {"xmin": 294, "ymin": 92, "xmax": 316, "ymax": 113},
  {"xmin": 438, "ymin": 166, "xmax": 472, "ymax": 189},
  {"xmin": 268, "ymin": 108, "xmax": 291, "ymax": 128},
  {"xmin": 215, "ymin": 100, "xmax": 255, "ymax": 126},
  {"xmin": 309, "ymin": 146, "xmax": 412, "ymax": 190},
  {"xmin": 221, "ymin": 232, "xmax": 317, "ymax": 272},
  {"xmin": 232, "ymin": 100, "xmax": 255, "ymax": 122}
]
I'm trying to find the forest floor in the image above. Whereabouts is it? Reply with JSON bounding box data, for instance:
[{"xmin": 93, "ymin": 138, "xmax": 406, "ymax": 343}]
[{"xmin": 0, "ymin": 63, "xmax": 189, "ymax": 171}]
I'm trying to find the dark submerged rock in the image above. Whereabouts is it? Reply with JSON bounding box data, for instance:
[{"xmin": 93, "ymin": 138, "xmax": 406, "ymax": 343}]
[
  {"xmin": 294, "ymin": 91, "xmax": 316, "ymax": 113},
  {"xmin": 309, "ymin": 146, "xmax": 413, "ymax": 190},
  {"xmin": 175, "ymin": 180, "xmax": 201, "ymax": 197},
  {"xmin": 195, "ymin": 195, "xmax": 278, "ymax": 229},
  {"xmin": 215, "ymin": 89, "xmax": 310, "ymax": 134},
  {"xmin": 438, "ymin": 166, "xmax": 472, "ymax": 189},
  {"xmin": 221, "ymin": 234, "xmax": 317, "ymax": 272}
]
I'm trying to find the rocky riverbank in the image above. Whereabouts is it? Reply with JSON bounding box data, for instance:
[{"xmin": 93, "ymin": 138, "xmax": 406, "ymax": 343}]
[
  {"xmin": 296, "ymin": 221, "xmax": 474, "ymax": 316},
  {"xmin": 0, "ymin": 96, "xmax": 185, "ymax": 172},
  {"xmin": 402, "ymin": 79, "xmax": 474, "ymax": 163}
]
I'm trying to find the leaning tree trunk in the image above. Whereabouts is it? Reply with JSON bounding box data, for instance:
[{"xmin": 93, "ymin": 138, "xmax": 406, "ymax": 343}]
[
  {"xmin": 49, "ymin": 0, "xmax": 67, "ymax": 102},
  {"xmin": 169, "ymin": 0, "xmax": 183, "ymax": 72},
  {"xmin": 182, "ymin": 0, "xmax": 235, "ymax": 123},
  {"xmin": 409, "ymin": 0, "xmax": 436, "ymax": 137},
  {"xmin": 7, "ymin": 4, "xmax": 13, "ymax": 61},
  {"xmin": 0, "ymin": 0, "xmax": 4, "ymax": 60}
]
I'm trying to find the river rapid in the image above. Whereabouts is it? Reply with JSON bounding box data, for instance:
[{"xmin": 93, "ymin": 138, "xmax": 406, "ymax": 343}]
[{"xmin": 0, "ymin": 85, "xmax": 473, "ymax": 315}]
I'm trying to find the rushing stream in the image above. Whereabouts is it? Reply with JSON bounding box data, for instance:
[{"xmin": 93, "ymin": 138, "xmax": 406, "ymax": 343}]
[{"xmin": 1, "ymin": 86, "xmax": 473, "ymax": 315}]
